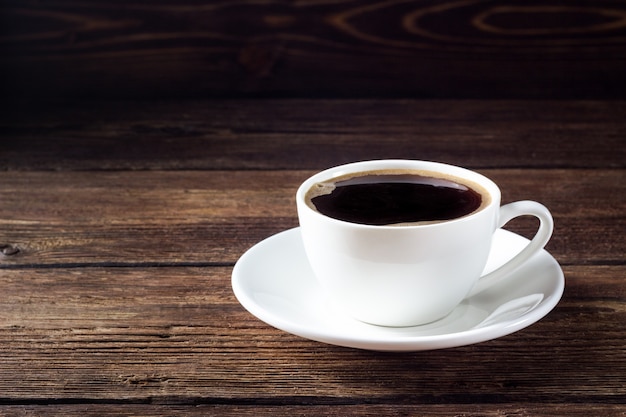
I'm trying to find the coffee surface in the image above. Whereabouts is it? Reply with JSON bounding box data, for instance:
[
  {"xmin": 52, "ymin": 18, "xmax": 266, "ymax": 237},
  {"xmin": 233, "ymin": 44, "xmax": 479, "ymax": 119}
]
[{"xmin": 307, "ymin": 171, "xmax": 487, "ymax": 226}]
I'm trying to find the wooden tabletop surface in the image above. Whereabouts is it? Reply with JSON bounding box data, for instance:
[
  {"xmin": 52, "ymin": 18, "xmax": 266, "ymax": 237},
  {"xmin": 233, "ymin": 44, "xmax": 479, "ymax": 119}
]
[
  {"xmin": 1, "ymin": 0, "xmax": 626, "ymax": 415},
  {"xmin": 1, "ymin": 99, "xmax": 624, "ymax": 416}
]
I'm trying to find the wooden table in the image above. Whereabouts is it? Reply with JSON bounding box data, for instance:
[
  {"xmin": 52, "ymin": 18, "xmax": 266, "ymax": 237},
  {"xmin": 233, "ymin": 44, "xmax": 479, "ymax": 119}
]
[{"xmin": 0, "ymin": 99, "xmax": 624, "ymax": 415}]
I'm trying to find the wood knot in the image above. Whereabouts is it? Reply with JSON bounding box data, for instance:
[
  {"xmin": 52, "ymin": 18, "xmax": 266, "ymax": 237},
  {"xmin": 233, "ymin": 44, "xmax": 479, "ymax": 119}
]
[{"xmin": 0, "ymin": 244, "xmax": 19, "ymax": 256}]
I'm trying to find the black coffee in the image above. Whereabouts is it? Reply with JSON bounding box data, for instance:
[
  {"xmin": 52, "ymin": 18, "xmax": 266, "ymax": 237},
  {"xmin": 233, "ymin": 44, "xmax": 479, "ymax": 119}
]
[{"xmin": 306, "ymin": 170, "xmax": 488, "ymax": 226}]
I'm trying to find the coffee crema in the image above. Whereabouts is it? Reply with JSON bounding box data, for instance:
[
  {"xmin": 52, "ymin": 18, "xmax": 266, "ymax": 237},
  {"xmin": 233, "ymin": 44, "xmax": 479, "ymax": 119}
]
[{"xmin": 306, "ymin": 169, "xmax": 490, "ymax": 226}]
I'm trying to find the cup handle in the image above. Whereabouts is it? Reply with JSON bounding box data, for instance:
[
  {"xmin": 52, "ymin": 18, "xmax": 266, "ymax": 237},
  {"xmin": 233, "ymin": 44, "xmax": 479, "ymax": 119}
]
[{"xmin": 466, "ymin": 201, "xmax": 554, "ymax": 298}]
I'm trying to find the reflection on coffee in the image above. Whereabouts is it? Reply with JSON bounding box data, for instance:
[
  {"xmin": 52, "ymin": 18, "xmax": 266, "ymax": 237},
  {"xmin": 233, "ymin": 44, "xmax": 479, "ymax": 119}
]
[{"xmin": 306, "ymin": 169, "xmax": 490, "ymax": 226}]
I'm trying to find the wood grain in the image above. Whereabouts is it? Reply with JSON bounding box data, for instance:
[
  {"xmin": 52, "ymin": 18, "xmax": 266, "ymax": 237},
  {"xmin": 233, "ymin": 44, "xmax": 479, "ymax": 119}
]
[
  {"xmin": 1, "ymin": 405, "xmax": 625, "ymax": 416},
  {"xmin": 0, "ymin": 97, "xmax": 624, "ymax": 414},
  {"xmin": 1, "ymin": 1, "xmax": 625, "ymax": 98},
  {"xmin": 1, "ymin": 100, "xmax": 625, "ymax": 170},
  {"xmin": 0, "ymin": 266, "xmax": 624, "ymax": 403},
  {"xmin": 0, "ymin": 169, "xmax": 623, "ymax": 267}
]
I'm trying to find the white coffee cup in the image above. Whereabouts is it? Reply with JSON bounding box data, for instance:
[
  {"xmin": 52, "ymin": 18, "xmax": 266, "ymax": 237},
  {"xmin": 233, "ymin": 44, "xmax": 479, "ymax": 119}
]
[{"xmin": 296, "ymin": 160, "xmax": 553, "ymax": 327}]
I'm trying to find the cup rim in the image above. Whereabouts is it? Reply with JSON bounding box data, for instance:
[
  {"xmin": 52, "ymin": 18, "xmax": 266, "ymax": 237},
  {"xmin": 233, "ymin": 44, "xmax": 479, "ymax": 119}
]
[{"xmin": 296, "ymin": 159, "xmax": 501, "ymax": 230}]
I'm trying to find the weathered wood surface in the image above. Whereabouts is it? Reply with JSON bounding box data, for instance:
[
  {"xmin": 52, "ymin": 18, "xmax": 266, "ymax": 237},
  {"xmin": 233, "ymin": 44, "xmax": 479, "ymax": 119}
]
[
  {"xmin": 1, "ymin": 100, "xmax": 625, "ymax": 170},
  {"xmin": 1, "ymin": 405, "xmax": 625, "ymax": 416},
  {"xmin": 0, "ymin": 265, "xmax": 624, "ymax": 401},
  {"xmin": 0, "ymin": 169, "xmax": 623, "ymax": 266},
  {"xmin": 2, "ymin": 1, "xmax": 626, "ymax": 99},
  {"xmin": 0, "ymin": 99, "xmax": 625, "ymax": 415}
]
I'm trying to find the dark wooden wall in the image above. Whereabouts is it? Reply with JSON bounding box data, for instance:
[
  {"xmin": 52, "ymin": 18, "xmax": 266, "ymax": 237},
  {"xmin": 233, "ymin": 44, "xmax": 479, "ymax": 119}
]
[{"xmin": 2, "ymin": 0, "xmax": 626, "ymax": 100}]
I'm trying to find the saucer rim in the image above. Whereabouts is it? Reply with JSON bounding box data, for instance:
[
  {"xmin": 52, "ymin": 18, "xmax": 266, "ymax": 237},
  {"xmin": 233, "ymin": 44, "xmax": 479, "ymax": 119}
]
[{"xmin": 232, "ymin": 227, "xmax": 564, "ymax": 351}]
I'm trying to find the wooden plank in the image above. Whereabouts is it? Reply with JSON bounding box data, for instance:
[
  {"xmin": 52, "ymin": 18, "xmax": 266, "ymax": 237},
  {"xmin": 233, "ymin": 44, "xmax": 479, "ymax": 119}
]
[
  {"xmin": 1, "ymin": 1, "xmax": 625, "ymax": 99},
  {"xmin": 1, "ymin": 169, "xmax": 623, "ymax": 266},
  {"xmin": 0, "ymin": 266, "xmax": 623, "ymax": 402},
  {"xmin": 3, "ymin": 264, "xmax": 620, "ymax": 325},
  {"xmin": 1, "ymin": 100, "xmax": 624, "ymax": 170},
  {"xmin": 0, "ymin": 264, "xmax": 622, "ymax": 326},
  {"xmin": 1, "ymin": 404, "xmax": 625, "ymax": 416},
  {"xmin": 1, "ymin": 216, "xmax": 622, "ymax": 266}
]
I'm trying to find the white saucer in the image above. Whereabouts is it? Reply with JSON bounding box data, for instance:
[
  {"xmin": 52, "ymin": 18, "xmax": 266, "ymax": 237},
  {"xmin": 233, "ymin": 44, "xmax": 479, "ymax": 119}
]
[{"xmin": 232, "ymin": 228, "xmax": 564, "ymax": 351}]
